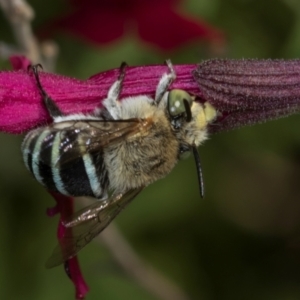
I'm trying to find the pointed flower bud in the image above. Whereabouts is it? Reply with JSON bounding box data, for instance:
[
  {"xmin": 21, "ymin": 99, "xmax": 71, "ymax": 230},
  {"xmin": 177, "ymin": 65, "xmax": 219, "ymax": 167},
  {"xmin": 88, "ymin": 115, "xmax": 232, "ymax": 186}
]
[{"xmin": 193, "ymin": 59, "xmax": 300, "ymax": 132}]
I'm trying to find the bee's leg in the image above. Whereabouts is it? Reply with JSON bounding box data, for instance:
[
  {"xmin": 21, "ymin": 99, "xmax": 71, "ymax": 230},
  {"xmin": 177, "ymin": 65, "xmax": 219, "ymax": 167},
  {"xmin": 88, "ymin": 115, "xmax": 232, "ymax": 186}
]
[
  {"xmin": 100, "ymin": 62, "xmax": 127, "ymax": 120},
  {"xmin": 155, "ymin": 59, "xmax": 176, "ymax": 104},
  {"xmin": 29, "ymin": 64, "xmax": 63, "ymax": 118}
]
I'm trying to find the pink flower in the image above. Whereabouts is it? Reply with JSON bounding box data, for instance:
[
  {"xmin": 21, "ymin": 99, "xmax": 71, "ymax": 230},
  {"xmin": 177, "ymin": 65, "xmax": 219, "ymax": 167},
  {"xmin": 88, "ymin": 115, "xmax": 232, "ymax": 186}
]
[
  {"xmin": 42, "ymin": 0, "xmax": 224, "ymax": 50},
  {"xmin": 2, "ymin": 58, "xmax": 300, "ymax": 135},
  {"xmin": 0, "ymin": 61, "xmax": 198, "ymax": 133}
]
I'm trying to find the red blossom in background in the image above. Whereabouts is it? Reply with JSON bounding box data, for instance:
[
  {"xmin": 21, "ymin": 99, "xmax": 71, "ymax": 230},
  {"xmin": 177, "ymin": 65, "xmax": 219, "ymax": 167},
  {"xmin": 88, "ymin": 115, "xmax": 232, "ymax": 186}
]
[{"xmin": 42, "ymin": 0, "xmax": 224, "ymax": 50}]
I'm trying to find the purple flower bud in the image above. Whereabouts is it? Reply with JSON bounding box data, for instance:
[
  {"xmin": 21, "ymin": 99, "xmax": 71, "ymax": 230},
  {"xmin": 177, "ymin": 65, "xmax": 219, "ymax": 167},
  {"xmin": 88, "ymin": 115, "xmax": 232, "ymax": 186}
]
[{"xmin": 193, "ymin": 59, "xmax": 300, "ymax": 132}]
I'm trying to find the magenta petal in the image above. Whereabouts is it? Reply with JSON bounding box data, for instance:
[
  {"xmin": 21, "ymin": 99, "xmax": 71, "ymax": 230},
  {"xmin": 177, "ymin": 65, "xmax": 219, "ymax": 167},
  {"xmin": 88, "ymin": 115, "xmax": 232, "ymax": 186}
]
[
  {"xmin": 89, "ymin": 64, "xmax": 198, "ymax": 97},
  {"xmin": 46, "ymin": 205, "xmax": 60, "ymax": 217},
  {"xmin": 9, "ymin": 56, "xmax": 31, "ymax": 71},
  {"xmin": 67, "ymin": 257, "xmax": 89, "ymax": 300},
  {"xmin": 48, "ymin": 192, "xmax": 89, "ymax": 299},
  {"xmin": 0, "ymin": 64, "xmax": 198, "ymax": 134},
  {"xmin": 48, "ymin": 192, "xmax": 74, "ymax": 239}
]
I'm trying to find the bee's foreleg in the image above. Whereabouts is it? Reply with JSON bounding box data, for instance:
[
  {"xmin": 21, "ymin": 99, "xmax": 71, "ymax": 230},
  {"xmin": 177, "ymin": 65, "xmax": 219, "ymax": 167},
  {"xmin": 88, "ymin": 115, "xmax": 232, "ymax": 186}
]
[
  {"xmin": 155, "ymin": 59, "xmax": 176, "ymax": 104},
  {"xmin": 101, "ymin": 62, "xmax": 127, "ymax": 119},
  {"xmin": 29, "ymin": 64, "xmax": 63, "ymax": 119}
]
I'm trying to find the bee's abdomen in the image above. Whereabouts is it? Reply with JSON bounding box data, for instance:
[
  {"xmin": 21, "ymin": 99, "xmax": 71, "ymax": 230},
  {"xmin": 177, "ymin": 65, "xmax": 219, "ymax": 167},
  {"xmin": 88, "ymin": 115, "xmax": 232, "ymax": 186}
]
[{"xmin": 22, "ymin": 128, "xmax": 108, "ymax": 199}]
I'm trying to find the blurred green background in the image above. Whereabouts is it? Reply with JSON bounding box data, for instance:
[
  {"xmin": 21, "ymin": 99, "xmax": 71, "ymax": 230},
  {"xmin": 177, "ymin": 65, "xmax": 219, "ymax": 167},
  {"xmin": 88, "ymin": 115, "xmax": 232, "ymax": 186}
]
[{"xmin": 2, "ymin": 0, "xmax": 300, "ymax": 299}]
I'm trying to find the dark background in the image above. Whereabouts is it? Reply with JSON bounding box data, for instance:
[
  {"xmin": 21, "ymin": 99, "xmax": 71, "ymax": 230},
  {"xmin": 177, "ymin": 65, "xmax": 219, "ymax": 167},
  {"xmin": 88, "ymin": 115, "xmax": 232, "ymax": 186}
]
[{"xmin": 1, "ymin": 0, "xmax": 300, "ymax": 299}]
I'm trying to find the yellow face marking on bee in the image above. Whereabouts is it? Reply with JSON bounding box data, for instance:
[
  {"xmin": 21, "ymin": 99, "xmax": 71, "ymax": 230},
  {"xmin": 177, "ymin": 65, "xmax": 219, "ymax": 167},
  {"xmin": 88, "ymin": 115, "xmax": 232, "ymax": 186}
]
[
  {"xmin": 193, "ymin": 101, "xmax": 217, "ymax": 130},
  {"xmin": 204, "ymin": 102, "xmax": 218, "ymax": 123}
]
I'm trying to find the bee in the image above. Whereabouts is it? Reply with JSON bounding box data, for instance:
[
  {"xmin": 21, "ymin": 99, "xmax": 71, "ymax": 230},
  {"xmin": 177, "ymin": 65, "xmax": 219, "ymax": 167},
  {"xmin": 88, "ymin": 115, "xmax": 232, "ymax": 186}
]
[{"xmin": 21, "ymin": 60, "xmax": 217, "ymax": 267}]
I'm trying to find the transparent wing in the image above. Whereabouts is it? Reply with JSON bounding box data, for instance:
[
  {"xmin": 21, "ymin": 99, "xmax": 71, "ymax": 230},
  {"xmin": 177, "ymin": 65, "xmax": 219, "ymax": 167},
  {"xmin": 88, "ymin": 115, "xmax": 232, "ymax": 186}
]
[
  {"xmin": 39, "ymin": 119, "xmax": 144, "ymax": 167},
  {"xmin": 45, "ymin": 188, "xmax": 143, "ymax": 268}
]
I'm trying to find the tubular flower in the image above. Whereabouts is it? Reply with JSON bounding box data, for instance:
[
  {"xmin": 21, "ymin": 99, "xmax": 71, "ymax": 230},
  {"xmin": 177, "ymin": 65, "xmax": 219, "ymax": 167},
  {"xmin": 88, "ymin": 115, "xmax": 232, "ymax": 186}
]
[
  {"xmin": 1, "ymin": 58, "xmax": 300, "ymax": 134},
  {"xmin": 0, "ymin": 61, "xmax": 199, "ymax": 133}
]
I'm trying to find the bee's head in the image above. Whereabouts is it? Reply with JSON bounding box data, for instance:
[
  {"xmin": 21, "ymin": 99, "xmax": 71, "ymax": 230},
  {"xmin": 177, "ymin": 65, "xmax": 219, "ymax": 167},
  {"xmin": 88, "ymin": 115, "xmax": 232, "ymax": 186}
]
[
  {"xmin": 167, "ymin": 89, "xmax": 193, "ymax": 122},
  {"xmin": 167, "ymin": 89, "xmax": 217, "ymax": 146},
  {"xmin": 166, "ymin": 89, "xmax": 217, "ymax": 198}
]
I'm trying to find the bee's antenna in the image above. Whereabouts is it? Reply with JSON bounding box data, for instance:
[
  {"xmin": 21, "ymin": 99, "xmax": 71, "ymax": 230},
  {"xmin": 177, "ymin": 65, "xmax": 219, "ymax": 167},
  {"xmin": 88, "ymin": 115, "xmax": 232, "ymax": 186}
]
[
  {"xmin": 183, "ymin": 99, "xmax": 192, "ymax": 122},
  {"xmin": 192, "ymin": 144, "xmax": 205, "ymax": 198},
  {"xmin": 29, "ymin": 64, "xmax": 63, "ymax": 118}
]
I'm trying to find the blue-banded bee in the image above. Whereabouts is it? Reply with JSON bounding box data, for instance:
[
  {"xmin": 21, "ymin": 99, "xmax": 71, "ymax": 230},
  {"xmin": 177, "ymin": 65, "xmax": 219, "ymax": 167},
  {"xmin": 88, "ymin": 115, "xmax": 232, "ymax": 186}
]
[{"xmin": 22, "ymin": 60, "xmax": 217, "ymax": 267}]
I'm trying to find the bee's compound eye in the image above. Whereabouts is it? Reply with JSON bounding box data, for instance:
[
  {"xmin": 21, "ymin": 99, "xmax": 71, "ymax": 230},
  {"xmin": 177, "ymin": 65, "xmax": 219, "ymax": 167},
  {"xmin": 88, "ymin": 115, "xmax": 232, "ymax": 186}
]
[
  {"xmin": 179, "ymin": 144, "xmax": 191, "ymax": 160},
  {"xmin": 168, "ymin": 89, "xmax": 193, "ymax": 117}
]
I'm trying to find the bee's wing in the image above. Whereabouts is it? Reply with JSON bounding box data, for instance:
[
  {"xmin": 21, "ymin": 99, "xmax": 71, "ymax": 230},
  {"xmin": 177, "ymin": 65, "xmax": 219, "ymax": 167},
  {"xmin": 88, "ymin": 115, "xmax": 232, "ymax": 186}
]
[
  {"xmin": 40, "ymin": 118, "xmax": 145, "ymax": 167},
  {"xmin": 45, "ymin": 188, "xmax": 143, "ymax": 268}
]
